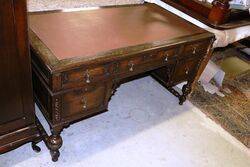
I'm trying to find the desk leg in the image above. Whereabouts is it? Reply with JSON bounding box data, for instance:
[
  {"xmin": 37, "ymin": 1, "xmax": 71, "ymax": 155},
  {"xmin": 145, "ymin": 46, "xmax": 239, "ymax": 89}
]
[
  {"xmin": 151, "ymin": 72, "xmax": 192, "ymax": 105},
  {"xmin": 47, "ymin": 127, "xmax": 63, "ymax": 162},
  {"xmin": 31, "ymin": 140, "xmax": 42, "ymax": 153},
  {"xmin": 179, "ymin": 83, "xmax": 192, "ymax": 105}
]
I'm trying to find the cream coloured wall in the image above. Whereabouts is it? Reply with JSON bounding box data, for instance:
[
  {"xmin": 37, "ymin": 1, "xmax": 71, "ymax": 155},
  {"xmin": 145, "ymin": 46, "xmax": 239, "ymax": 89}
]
[{"xmin": 28, "ymin": 0, "xmax": 144, "ymax": 11}]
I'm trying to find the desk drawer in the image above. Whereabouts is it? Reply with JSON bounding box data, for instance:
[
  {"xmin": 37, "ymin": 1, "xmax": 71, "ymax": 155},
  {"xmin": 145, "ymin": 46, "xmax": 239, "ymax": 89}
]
[
  {"xmin": 142, "ymin": 48, "xmax": 176, "ymax": 63},
  {"xmin": 113, "ymin": 48, "xmax": 178, "ymax": 76},
  {"xmin": 62, "ymin": 65, "xmax": 110, "ymax": 89},
  {"xmin": 183, "ymin": 40, "xmax": 210, "ymax": 56},
  {"xmin": 61, "ymin": 84, "xmax": 109, "ymax": 120},
  {"xmin": 172, "ymin": 56, "xmax": 200, "ymax": 84}
]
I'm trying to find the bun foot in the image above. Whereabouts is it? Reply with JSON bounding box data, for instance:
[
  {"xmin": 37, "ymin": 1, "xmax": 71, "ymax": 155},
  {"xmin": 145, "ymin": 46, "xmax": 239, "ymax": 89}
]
[
  {"xmin": 179, "ymin": 100, "xmax": 184, "ymax": 105},
  {"xmin": 179, "ymin": 96, "xmax": 186, "ymax": 105},
  {"xmin": 32, "ymin": 142, "xmax": 41, "ymax": 153},
  {"xmin": 178, "ymin": 83, "xmax": 191, "ymax": 105},
  {"xmin": 50, "ymin": 150, "xmax": 60, "ymax": 162},
  {"xmin": 47, "ymin": 133, "xmax": 63, "ymax": 162}
]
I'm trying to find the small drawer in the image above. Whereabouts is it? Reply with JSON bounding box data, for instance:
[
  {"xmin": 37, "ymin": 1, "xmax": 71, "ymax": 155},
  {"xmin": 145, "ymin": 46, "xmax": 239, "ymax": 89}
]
[
  {"xmin": 183, "ymin": 40, "xmax": 210, "ymax": 56},
  {"xmin": 142, "ymin": 48, "xmax": 177, "ymax": 63},
  {"xmin": 62, "ymin": 65, "xmax": 110, "ymax": 89},
  {"xmin": 172, "ymin": 56, "xmax": 200, "ymax": 84},
  {"xmin": 113, "ymin": 48, "xmax": 178, "ymax": 75},
  {"xmin": 61, "ymin": 85, "xmax": 107, "ymax": 119},
  {"xmin": 119, "ymin": 56, "xmax": 143, "ymax": 73}
]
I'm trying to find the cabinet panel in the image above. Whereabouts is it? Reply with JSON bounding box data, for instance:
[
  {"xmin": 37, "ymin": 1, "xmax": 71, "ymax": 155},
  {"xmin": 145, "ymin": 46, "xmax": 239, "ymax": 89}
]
[
  {"xmin": 0, "ymin": 0, "xmax": 34, "ymax": 136},
  {"xmin": 0, "ymin": 0, "xmax": 24, "ymax": 126}
]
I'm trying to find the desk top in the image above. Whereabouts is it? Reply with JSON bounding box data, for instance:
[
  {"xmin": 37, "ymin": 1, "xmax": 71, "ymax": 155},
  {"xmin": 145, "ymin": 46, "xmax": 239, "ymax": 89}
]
[{"xmin": 29, "ymin": 3, "xmax": 212, "ymax": 72}]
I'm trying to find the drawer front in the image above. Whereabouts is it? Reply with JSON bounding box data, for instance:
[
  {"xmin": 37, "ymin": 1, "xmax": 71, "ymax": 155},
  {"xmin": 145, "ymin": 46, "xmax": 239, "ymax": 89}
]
[
  {"xmin": 172, "ymin": 56, "xmax": 200, "ymax": 84},
  {"xmin": 61, "ymin": 84, "xmax": 108, "ymax": 119},
  {"xmin": 142, "ymin": 48, "xmax": 177, "ymax": 63},
  {"xmin": 113, "ymin": 48, "xmax": 178, "ymax": 76},
  {"xmin": 62, "ymin": 65, "xmax": 110, "ymax": 89},
  {"xmin": 183, "ymin": 40, "xmax": 210, "ymax": 56}
]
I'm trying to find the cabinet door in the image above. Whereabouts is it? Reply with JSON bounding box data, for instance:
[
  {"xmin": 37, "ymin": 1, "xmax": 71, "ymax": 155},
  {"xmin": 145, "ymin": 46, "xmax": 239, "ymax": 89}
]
[{"xmin": 0, "ymin": 0, "xmax": 34, "ymax": 135}]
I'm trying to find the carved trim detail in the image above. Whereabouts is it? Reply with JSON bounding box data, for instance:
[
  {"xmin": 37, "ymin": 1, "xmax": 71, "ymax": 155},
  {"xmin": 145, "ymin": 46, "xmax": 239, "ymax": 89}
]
[
  {"xmin": 113, "ymin": 62, "xmax": 120, "ymax": 74},
  {"xmin": 54, "ymin": 97, "xmax": 61, "ymax": 122}
]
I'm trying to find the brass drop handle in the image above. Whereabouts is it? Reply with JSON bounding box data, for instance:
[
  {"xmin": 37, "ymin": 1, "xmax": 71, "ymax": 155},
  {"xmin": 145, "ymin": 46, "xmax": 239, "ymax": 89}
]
[
  {"xmin": 85, "ymin": 70, "xmax": 90, "ymax": 83},
  {"xmin": 144, "ymin": 54, "xmax": 153, "ymax": 59},
  {"xmin": 164, "ymin": 52, "xmax": 169, "ymax": 62},
  {"xmin": 192, "ymin": 46, "xmax": 196, "ymax": 54},
  {"xmin": 165, "ymin": 57, "xmax": 168, "ymax": 62},
  {"xmin": 81, "ymin": 97, "xmax": 87, "ymax": 110},
  {"xmin": 128, "ymin": 62, "xmax": 134, "ymax": 72},
  {"xmin": 185, "ymin": 67, "xmax": 189, "ymax": 75}
]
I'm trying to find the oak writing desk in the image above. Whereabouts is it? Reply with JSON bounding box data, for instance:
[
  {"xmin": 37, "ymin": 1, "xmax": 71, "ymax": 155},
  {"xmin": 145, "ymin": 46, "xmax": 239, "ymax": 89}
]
[{"xmin": 29, "ymin": 3, "xmax": 214, "ymax": 161}]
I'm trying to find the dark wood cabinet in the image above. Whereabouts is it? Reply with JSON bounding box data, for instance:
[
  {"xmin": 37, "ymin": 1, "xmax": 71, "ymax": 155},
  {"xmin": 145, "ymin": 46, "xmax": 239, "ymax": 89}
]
[{"xmin": 0, "ymin": 0, "xmax": 42, "ymax": 154}]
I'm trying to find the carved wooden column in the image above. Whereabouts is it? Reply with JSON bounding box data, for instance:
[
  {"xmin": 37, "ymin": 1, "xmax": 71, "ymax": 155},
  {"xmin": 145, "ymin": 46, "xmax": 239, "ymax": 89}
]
[{"xmin": 209, "ymin": 0, "xmax": 231, "ymax": 25}]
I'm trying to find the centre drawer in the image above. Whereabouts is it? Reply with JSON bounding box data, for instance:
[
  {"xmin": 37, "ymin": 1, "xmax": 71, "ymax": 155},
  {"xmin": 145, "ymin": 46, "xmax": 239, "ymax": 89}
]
[{"xmin": 113, "ymin": 48, "xmax": 178, "ymax": 76}]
